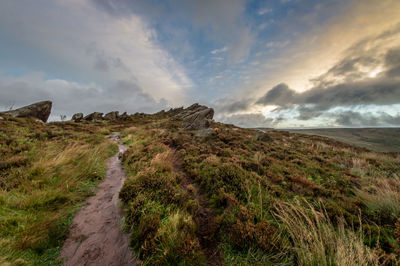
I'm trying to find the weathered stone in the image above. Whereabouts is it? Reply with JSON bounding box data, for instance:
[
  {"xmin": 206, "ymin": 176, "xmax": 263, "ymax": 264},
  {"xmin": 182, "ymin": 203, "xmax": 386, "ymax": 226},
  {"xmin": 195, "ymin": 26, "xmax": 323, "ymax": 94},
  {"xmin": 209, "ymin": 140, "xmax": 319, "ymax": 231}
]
[
  {"xmin": 104, "ymin": 111, "xmax": 119, "ymax": 120},
  {"xmin": 84, "ymin": 112, "xmax": 103, "ymax": 121},
  {"xmin": 172, "ymin": 103, "xmax": 209, "ymax": 121},
  {"xmin": 254, "ymin": 131, "xmax": 272, "ymax": 142},
  {"xmin": 0, "ymin": 116, "xmax": 4, "ymax": 120},
  {"xmin": 182, "ymin": 107, "xmax": 214, "ymax": 130},
  {"xmin": 171, "ymin": 103, "xmax": 214, "ymax": 130},
  {"xmin": 0, "ymin": 101, "xmax": 52, "ymax": 122},
  {"xmin": 119, "ymin": 112, "xmax": 131, "ymax": 121},
  {"xmin": 71, "ymin": 113, "xmax": 84, "ymax": 122},
  {"xmin": 195, "ymin": 128, "xmax": 214, "ymax": 137}
]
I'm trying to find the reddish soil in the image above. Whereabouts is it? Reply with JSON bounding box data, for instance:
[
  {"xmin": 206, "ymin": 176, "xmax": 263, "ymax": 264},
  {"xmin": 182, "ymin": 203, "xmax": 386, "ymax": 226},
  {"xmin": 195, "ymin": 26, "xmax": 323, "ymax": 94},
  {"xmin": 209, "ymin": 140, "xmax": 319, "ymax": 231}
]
[{"xmin": 59, "ymin": 133, "xmax": 139, "ymax": 266}]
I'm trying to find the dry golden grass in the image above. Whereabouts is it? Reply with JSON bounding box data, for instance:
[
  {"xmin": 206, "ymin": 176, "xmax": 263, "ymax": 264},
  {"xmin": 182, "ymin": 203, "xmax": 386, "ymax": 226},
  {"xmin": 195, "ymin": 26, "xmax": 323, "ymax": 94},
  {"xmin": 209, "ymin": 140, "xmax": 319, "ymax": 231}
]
[
  {"xmin": 356, "ymin": 175, "xmax": 400, "ymax": 218},
  {"xmin": 151, "ymin": 149, "xmax": 178, "ymax": 172},
  {"xmin": 274, "ymin": 200, "xmax": 381, "ymax": 266}
]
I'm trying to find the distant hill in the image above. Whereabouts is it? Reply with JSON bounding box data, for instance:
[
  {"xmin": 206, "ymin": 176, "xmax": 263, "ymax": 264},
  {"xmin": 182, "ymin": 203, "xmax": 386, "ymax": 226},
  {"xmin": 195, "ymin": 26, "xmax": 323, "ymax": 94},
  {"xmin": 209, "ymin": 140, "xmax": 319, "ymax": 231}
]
[{"xmin": 283, "ymin": 128, "xmax": 400, "ymax": 153}]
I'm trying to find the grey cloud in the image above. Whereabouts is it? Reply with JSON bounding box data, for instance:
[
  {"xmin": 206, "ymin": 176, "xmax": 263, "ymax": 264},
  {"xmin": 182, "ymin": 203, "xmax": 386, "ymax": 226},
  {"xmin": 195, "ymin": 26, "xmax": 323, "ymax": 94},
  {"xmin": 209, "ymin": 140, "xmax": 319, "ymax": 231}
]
[
  {"xmin": 252, "ymin": 26, "xmax": 400, "ymax": 126},
  {"xmin": 334, "ymin": 111, "xmax": 400, "ymax": 127},
  {"xmin": 219, "ymin": 113, "xmax": 275, "ymax": 128},
  {"xmin": 94, "ymin": 57, "xmax": 109, "ymax": 72},
  {"xmin": 256, "ymin": 83, "xmax": 294, "ymax": 106},
  {"xmin": 385, "ymin": 46, "xmax": 400, "ymax": 77},
  {"xmin": 214, "ymin": 97, "xmax": 253, "ymax": 114},
  {"xmin": 256, "ymin": 28, "xmax": 400, "ymax": 122},
  {"xmin": 335, "ymin": 111, "xmax": 379, "ymax": 127}
]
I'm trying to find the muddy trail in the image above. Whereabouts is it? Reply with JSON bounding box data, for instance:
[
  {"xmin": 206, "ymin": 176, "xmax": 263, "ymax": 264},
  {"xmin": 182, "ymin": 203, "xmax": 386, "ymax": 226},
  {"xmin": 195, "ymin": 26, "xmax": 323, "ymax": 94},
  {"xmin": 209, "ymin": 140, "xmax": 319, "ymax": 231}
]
[
  {"xmin": 60, "ymin": 133, "xmax": 138, "ymax": 266},
  {"xmin": 175, "ymin": 162, "xmax": 222, "ymax": 265}
]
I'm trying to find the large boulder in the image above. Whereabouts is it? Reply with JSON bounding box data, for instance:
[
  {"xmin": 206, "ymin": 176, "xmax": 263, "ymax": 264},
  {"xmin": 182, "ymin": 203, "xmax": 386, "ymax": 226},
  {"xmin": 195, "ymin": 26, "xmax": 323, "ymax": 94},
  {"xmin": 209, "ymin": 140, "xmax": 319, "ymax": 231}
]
[
  {"xmin": 254, "ymin": 130, "xmax": 272, "ymax": 142},
  {"xmin": 71, "ymin": 113, "xmax": 83, "ymax": 122},
  {"xmin": 119, "ymin": 112, "xmax": 131, "ymax": 121},
  {"xmin": 104, "ymin": 111, "xmax": 119, "ymax": 120},
  {"xmin": 173, "ymin": 103, "xmax": 214, "ymax": 130},
  {"xmin": 84, "ymin": 112, "xmax": 103, "ymax": 121},
  {"xmin": 0, "ymin": 101, "xmax": 52, "ymax": 122}
]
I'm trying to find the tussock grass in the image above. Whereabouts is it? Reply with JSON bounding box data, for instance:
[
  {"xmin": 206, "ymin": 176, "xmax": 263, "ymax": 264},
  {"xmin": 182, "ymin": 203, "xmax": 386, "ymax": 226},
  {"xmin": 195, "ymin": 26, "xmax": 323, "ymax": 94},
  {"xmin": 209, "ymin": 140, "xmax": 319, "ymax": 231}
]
[
  {"xmin": 151, "ymin": 150, "xmax": 177, "ymax": 172},
  {"xmin": 356, "ymin": 175, "xmax": 400, "ymax": 221},
  {"xmin": 0, "ymin": 118, "xmax": 117, "ymax": 265},
  {"xmin": 274, "ymin": 200, "xmax": 381, "ymax": 266}
]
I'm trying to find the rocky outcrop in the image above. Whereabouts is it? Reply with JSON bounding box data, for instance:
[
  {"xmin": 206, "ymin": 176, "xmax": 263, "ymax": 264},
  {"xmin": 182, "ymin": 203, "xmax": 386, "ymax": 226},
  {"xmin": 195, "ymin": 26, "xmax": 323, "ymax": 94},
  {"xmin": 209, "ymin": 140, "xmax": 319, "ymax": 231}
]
[
  {"xmin": 0, "ymin": 101, "xmax": 52, "ymax": 122},
  {"xmin": 254, "ymin": 130, "xmax": 272, "ymax": 142},
  {"xmin": 71, "ymin": 113, "xmax": 84, "ymax": 122},
  {"xmin": 119, "ymin": 112, "xmax": 131, "ymax": 121},
  {"xmin": 104, "ymin": 111, "xmax": 119, "ymax": 120},
  {"xmin": 84, "ymin": 112, "xmax": 103, "ymax": 122},
  {"xmin": 173, "ymin": 103, "xmax": 214, "ymax": 130}
]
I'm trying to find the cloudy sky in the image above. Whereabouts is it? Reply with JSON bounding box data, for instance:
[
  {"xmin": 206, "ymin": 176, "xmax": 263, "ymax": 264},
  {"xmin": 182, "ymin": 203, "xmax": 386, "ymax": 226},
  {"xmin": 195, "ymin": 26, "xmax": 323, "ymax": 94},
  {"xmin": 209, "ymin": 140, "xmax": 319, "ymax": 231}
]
[{"xmin": 0, "ymin": 0, "xmax": 399, "ymax": 127}]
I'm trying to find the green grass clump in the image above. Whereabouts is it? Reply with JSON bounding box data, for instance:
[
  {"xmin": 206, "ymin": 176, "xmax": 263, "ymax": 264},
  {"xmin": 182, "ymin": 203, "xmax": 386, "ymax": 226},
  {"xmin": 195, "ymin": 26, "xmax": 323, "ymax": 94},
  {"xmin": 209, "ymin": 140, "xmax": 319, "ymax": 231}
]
[
  {"xmin": 120, "ymin": 128, "xmax": 206, "ymax": 265},
  {"xmin": 0, "ymin": 118, "xmax": 117, "ymax": 265}
]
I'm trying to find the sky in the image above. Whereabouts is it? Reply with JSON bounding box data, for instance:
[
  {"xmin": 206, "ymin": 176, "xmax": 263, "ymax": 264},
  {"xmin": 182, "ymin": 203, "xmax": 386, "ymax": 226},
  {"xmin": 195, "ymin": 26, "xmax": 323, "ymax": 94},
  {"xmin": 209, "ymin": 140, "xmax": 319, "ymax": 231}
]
[{"xmin": 0, "ymin": 0, "xmax": 399, "ymax": 127}]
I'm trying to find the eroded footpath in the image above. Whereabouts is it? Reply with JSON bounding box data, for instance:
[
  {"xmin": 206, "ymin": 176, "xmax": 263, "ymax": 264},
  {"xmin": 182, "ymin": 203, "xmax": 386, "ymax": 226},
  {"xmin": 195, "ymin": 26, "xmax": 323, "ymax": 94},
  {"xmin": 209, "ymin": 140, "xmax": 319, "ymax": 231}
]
[{"xmin": 60, "ymin": 133, "xmax": 138, "ymax": 266}]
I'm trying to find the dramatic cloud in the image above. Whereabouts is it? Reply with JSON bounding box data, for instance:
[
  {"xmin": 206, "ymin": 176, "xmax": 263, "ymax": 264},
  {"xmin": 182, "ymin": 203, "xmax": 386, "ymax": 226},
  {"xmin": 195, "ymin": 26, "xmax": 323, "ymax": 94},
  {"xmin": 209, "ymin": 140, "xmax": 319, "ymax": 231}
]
[
  {"xmin": 0, "ymin": 0, "xmax": 191, "ymax": 112},
  {"xmin": 256, "ymin": 83, "xmax": 294, "ymax": 106},
  {"xmin": 250, "ymin": 25, "xmax": 400, "ymax": 127}
]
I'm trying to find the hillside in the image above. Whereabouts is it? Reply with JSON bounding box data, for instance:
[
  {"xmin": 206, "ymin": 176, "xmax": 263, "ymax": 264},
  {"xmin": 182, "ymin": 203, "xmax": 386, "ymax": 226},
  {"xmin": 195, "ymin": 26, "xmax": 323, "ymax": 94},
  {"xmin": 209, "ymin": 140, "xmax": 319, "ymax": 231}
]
[
  {"xmin": 285, "ymin": 128, "xmax": 400, "ymax": 153},
  {"xmin": 1, "ymin": 106, "xmax": 400, "ymax": 265}
]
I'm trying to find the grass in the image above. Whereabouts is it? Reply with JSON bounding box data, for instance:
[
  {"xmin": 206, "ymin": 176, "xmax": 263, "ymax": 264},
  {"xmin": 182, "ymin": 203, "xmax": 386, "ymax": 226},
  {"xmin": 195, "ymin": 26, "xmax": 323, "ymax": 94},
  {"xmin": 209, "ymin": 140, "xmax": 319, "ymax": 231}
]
[
  {"xmin": 2, "ymin": 109, "xmax": 400, "ymax": 265},
  {"xmin": 118, "ymin": 112, "xmax": 400, "ymax": 264},
  {"xmin": 274, "ymin": 200, "xmax": 381, "ymax": 265},
  {"xmin": 0, "ymin": 117, "xmax": 117, "ymax": 265}
]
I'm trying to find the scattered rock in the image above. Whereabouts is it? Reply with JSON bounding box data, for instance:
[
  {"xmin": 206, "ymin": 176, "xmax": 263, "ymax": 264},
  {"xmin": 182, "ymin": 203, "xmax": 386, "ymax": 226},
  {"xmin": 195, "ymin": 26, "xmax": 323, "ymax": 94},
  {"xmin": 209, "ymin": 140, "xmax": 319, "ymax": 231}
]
[
  {"xmin": 0, "ymin": 116, "xmax": 3, "ymax": 120},
  {"xmin": 173, "ymin": 103, "xmax": 214, "ymax": 130},
  {"xmin": 254, "ymin": 130, "xmax": 272, "ymax": 142},
  {"xmin": 104, "ymin": 111, "xmax": 119, "ymax": 120},
  {"xmin": 71, "ymin": 113, "xmax": 84, "ymax": 122},
  {"xmin": 84, "ymin": 112, "xmax": 103, "ymax": 122},
  {"xmin": 0, "ymin": 101, "xmax": 52, "ymax": 122},
  {"xmin": 195, "ymin": 128, "xmax": 214, "ymax": 137}
]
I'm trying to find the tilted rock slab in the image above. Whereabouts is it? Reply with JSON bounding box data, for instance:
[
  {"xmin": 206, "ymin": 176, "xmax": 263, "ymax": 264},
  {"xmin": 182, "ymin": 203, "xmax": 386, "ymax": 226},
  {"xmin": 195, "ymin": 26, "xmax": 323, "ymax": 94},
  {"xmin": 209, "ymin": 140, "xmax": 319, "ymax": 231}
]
[
  {"xmin": 0, "ymin": 100, "xmax": 52, "ymax": 122},
  {"xmin": 173, "ymin": 103, "xmax": 214, "ymax": 130}
]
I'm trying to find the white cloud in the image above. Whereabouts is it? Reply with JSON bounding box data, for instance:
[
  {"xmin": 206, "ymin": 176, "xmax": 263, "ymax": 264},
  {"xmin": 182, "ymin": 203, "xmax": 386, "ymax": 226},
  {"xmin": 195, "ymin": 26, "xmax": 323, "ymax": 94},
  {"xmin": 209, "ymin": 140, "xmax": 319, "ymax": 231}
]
[
  {"xmin": 211, "ymin": 46, "xmax": 229, "ymax": 54},
  {"xmin": 258, "ymin": 7, "xmax": 272, "ymax": 16},
  {"xmin": 0, "ymin": 0, "xmax": 192, "ymax": 107}
]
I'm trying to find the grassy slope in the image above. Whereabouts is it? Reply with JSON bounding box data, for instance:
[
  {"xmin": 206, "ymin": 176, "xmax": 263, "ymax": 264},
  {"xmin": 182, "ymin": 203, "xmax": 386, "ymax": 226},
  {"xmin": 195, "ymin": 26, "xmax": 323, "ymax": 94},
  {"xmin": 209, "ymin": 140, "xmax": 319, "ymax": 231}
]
[
  {"xmin": 1, "ymin": 112, "xmax": 400, "ymax": 265},
  {"xmin": 0, "ymin": 117, "xmax": 117, "ymax": 265},
  {"xmin": 119, "ymin": 113, "xmax": 400, "ymax": 265},
  {"xmin": 286, "ymin": 128, "xmax": 400, "ymax": 152}
]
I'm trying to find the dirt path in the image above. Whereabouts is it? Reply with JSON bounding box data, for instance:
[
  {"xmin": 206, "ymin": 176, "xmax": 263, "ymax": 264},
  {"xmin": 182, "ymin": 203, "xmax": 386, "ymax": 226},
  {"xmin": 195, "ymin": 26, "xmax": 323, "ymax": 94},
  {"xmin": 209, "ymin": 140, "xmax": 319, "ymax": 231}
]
[
  {"xmin": 60, "ymin": 133, "xmax": 138, "ymax": 266},
  {"xmin": 175, "ymin": 162, "xmax": 222, "ymax": 265}
]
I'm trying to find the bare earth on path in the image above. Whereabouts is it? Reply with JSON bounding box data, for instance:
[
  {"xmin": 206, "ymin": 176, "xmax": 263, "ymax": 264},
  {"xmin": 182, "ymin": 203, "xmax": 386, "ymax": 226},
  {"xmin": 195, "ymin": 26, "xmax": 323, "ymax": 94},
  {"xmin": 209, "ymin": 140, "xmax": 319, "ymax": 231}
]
[{"xmin": 60, "ymin": 133, "xmax": 138, "ymax": 266}]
